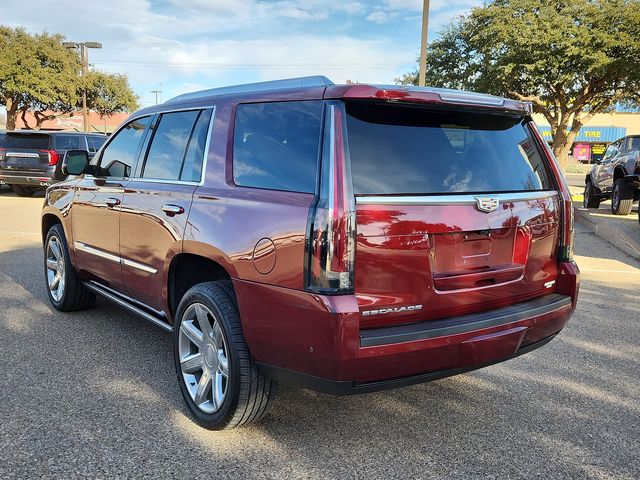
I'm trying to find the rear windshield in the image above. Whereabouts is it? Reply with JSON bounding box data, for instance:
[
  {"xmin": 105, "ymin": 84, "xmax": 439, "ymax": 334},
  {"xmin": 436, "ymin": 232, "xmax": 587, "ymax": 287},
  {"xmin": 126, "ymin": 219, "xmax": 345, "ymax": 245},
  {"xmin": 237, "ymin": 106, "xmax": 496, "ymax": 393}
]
[
  {"xmin": 346, "ymin": 103, "xmax": 551, "ymax": 195},
  {"xmin": 0, "ymin": 133, "xmax": 50, "ymax": 150},
  {"xmin": 53, "ymin": 135, "xmax": 85, "ymax": 150}
]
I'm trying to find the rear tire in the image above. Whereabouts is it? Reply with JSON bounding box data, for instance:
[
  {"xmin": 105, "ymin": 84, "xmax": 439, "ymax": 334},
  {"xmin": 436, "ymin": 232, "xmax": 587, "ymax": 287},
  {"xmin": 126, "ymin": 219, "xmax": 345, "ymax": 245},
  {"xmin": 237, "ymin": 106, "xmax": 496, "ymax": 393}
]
[
  {"xmin": 44, "ymin": 224, "xmax": 96, "ymax": 311},
  {"xmin": 12, "ymin": 185, "xmax": 37, "ymax": 197},
  {"xmin": 174, "ymin": 280, "xmax": 277, "ymax": 430},
  {"xmin": 583, "ymin": 181, "xmax": 601, "ymax": 209},
  {"xmin": 611, "ymin": 179, "xmax": 634, "ymax": 215}
]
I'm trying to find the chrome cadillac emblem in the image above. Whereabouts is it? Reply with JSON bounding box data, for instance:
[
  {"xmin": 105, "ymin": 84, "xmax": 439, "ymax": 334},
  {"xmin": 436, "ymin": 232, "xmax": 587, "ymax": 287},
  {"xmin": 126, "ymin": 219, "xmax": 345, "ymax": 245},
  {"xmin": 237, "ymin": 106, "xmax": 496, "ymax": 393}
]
[{"xmin": 475, "ymin": 197, "xmax": 499, "ymax": 213}]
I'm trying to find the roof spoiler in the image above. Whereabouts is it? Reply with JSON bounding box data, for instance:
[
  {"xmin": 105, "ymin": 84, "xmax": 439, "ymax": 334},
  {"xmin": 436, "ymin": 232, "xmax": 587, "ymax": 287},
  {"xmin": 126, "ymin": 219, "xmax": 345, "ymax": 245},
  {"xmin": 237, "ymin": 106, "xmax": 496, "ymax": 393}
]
[{"xmin": 166, "ymin": 76, "xmax": 334, "ymax": 104}]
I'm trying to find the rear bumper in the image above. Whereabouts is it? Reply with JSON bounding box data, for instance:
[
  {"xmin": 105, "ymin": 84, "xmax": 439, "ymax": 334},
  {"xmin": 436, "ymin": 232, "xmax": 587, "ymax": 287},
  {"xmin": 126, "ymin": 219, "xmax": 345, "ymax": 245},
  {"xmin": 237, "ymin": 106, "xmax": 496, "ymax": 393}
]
[
  {"xmin": 0, "ymin": 169, "xmax": 55, "ymax": 186},
  {"xmin": 257, "ymin": 334, "xmax": 557, "ymax": 395},
  {"xmin": 234, "ymin": 261, "xmax": 579, "ymax": 393}
]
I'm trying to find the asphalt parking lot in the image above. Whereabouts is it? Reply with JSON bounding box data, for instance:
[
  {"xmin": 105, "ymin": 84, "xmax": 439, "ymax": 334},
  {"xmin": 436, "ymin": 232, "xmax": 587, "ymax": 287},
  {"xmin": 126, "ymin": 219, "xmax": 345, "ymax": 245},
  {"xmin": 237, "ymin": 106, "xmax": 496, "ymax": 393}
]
[{"xmin": 1, "ymin": 187, "xmax": 639, "ymax": 479}]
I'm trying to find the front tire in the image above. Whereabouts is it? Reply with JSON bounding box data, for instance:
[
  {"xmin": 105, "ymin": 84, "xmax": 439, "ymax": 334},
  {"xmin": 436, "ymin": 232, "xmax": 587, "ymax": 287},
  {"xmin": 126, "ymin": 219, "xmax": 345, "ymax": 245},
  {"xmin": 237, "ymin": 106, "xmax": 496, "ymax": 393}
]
[
  {"xmin": 12, "ymin": 185, "xmax": 37, "ymax": 197},
  {"xmin": 174, "ymin": 281, "xmax": 277, "ymax": 430},
  {"xmin": 611, "ymin": 179, "xmax": 634, "ymax": 215},
  {"xmin": 583, "ymin": 181, "xmax": 601, "ymax": 209},
  {"xmin": 44, "ymin": 224, "xmax": 96, "ymax": 311}
]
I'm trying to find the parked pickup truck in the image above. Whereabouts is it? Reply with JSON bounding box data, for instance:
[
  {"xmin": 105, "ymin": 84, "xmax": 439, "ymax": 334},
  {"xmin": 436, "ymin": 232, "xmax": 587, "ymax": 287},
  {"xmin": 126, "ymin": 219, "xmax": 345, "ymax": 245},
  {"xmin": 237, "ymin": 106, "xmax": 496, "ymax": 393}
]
[{"xmin": 584, "ymin": 135, "xmax": 640, "ymax": 216}]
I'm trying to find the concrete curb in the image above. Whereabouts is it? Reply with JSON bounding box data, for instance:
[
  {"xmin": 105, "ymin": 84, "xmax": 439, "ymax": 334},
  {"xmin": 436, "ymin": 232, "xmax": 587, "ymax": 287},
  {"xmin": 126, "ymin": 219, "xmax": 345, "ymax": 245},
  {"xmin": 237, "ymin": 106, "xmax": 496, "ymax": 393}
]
[{"xmin": 575, "ymin": 206, "xmax": 640, "ymax": 259}]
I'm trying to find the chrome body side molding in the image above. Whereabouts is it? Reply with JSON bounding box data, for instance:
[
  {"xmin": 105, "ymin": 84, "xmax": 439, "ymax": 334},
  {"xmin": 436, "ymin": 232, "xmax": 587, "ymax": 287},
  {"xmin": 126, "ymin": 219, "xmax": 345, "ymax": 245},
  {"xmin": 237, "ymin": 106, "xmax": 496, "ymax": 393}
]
[{"xmin": 74, "ymin": 241, "xmax": 158, "ymax": 274}]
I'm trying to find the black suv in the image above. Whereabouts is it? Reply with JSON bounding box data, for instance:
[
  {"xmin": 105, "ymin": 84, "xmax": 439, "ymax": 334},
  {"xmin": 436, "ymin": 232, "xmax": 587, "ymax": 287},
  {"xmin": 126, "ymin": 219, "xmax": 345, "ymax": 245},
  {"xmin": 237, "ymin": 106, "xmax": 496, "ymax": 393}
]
[
  {"xmin": 0, "ymin": 130, "xmax": 106, "ymax": 196},
  {"xmin": 584, "ymin": 135, "xmax": 640, "ymax": 216}
]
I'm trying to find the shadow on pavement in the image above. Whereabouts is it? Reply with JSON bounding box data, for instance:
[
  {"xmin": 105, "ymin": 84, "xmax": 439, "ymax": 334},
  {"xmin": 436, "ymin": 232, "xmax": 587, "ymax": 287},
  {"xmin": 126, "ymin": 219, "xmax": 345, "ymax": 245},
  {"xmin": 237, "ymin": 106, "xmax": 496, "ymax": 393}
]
[{"xmin": 0, "ymin": 243, "xmax": 638, "ymax": 478}]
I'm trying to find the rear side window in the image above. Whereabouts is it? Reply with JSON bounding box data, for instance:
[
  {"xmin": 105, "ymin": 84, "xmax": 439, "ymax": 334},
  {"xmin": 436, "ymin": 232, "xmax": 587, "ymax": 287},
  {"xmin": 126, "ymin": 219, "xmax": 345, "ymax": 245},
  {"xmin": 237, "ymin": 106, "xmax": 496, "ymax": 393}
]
[
  {"xmin": 53, "ymin": 135, "xmax": 84, "ymax": 150},
  {"xmin": 98, "ymin": 117, "xmax": 150, "ymax": 178},
  {"xmin": 1, "ymin": 134, "xmax": 50, "ymax": 150},
  {"xmin": 346, "ymin": 103, "xmax": 551, "ymax": 195},
  {"xmin": 87, "ymin": 136, "xmax": 106, "ymax": 153},
  {"xmin": 141, "ymin": 109, "xmax": 211, "ymax": 182},
  {"xmin": 233, "ymin": 101, "xmax": 323, "ymax": 193}
]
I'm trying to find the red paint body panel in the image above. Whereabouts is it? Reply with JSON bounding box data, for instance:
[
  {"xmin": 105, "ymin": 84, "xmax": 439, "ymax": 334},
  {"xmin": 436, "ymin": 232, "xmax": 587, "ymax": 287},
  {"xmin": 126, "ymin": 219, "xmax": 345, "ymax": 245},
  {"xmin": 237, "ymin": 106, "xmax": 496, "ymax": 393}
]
[
  {"xmin": 354, "ymin": 196, "xmax": 561, "ymax": 328},
  {"xmin": 233, "ymin": 278, "xmax": 574, "ymax": 383},
  {"xmin": 120, "ymin": 181, "xmax": 196, "ymax": 314}
]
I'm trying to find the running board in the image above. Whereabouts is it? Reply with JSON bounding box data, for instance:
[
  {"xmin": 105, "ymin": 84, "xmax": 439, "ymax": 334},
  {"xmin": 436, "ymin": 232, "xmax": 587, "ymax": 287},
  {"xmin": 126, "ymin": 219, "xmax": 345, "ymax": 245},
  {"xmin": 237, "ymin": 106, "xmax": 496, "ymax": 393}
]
[{"xmin": 83, "ymin": 281, "xmax": 173, "ymax": 332}]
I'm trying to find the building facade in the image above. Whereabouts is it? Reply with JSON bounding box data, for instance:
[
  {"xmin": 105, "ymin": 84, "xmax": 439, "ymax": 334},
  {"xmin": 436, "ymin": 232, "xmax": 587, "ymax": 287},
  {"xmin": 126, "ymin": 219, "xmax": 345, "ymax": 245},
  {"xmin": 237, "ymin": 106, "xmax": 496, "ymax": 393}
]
[
  {"xmin": 13, "ymin": 110, "xmax": 131, "ymax": 134},
  {"xmin": 533, "ymin": 110, "xmax": 640, "ymax": 163}
]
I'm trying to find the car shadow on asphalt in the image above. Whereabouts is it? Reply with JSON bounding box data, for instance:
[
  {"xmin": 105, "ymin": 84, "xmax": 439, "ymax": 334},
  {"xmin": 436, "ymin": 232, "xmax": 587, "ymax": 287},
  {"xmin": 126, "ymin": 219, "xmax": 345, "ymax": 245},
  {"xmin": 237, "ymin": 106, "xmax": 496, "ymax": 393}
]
[{"xmin": 1, "ymin": 244, "xmax": 639, "ymax": 478}]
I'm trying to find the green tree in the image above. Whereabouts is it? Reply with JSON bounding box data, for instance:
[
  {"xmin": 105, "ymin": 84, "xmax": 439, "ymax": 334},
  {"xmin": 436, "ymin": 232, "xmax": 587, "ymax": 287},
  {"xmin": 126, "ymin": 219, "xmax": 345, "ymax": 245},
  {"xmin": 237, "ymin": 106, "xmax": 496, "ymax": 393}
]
[
  {"xmin": 397, "ymin": 0, "xmax": 640, "ymax": 168},
  {"xmin": 0, "ymin": 26, "xmax": 138, "ymax": 131},
  {"xmin": 0, "ymin": 27, "xmax": 80, "ymax": 130},
  {"xmin": 84, "ymin": 71, "xmax": 138, "ymax": 118}
]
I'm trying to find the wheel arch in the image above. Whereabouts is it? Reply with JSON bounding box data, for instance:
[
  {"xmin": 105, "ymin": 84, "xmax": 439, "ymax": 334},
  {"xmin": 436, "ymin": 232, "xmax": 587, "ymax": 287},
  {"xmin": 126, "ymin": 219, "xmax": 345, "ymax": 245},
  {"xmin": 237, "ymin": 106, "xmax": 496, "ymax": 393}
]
[
  {"xmin": 167, "ymin": 245, "xmax": 237, "ymax": 320},
  {"xmin": 613, "ymin": 166, "xmax": 627, "ymax": 182},
  {"xmin": 41, "ymin": 211, "xmax": 64, "ymax": 244}
]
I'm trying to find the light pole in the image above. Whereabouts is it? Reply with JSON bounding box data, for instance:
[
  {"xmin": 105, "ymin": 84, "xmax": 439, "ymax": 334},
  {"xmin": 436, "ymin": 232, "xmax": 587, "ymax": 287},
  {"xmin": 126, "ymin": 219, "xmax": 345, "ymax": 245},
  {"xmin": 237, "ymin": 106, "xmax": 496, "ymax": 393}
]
[
  {"xmin": 63, "ymin": 41, "xmax": 102, "ymax": 132},
  {"xmin": 151, "ymin": 90, "xmax": 162, "ymax": 105},
  {"xmin": 418, "ymin": 0, "xmax": 430, "ymax": 87}
]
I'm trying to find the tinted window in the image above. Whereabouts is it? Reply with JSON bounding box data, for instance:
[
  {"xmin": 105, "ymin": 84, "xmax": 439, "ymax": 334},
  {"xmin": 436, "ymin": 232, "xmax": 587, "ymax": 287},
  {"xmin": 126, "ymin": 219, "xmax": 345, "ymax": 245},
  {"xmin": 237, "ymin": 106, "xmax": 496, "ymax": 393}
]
[
  {"xmin": 87, "ymin": 135, "xmax": 106, "ymax": 153},
  {"xmin": 233, "ymin": 101, "xmax": 323, "ymax": 193},
  {"xmin": 346, "ymin": 103, "xmax": 551, "ymax": 195},
  {"xmin": 0, "ymin": 133, "xmax": 50, "ymax": 149},
  {"xmin": 626, "ymin": 137, "xmax": 640, "ymax": 152},
  {"xmin": 54, "ymin": 135, "xmax": 84, "ymax": 150},
  {"xmin": 98, "ymin": 117, "xmax": 149, "ymax": 178},
  {"xmin": 142, "ymin": 110, "xmax": 200, "ymax": 180},
  {"xmin": 603, "ymin": 142, "xmax": 620, "ymax": 161},
  {"xmin": 180, "ymin": 109, "xmax": 212, "ymax": 182}
]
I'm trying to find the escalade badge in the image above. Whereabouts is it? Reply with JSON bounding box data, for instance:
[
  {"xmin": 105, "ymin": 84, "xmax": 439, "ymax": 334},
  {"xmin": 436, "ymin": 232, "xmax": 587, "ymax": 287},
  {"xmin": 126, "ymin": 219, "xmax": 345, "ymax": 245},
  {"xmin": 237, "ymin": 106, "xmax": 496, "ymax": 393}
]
[{"xmin": 475, "ymin": 197, "xmax": 499, "ymax": 213}]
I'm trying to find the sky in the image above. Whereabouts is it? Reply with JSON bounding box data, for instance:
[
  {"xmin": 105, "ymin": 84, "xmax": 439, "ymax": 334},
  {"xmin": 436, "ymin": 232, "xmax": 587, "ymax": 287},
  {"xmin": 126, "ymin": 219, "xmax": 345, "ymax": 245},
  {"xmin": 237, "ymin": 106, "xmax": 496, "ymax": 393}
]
[{"xmin": 2, "ymin": 0, "xmax": 482, "ymax": 109}]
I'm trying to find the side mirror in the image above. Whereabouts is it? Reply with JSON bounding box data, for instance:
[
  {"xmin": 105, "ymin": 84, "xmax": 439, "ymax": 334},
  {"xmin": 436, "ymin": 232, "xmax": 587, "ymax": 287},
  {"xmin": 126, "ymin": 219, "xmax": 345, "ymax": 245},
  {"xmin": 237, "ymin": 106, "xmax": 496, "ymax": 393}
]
[{"xmin": 61, "ymin": 150, "xmax": 90, "ymax": 177}]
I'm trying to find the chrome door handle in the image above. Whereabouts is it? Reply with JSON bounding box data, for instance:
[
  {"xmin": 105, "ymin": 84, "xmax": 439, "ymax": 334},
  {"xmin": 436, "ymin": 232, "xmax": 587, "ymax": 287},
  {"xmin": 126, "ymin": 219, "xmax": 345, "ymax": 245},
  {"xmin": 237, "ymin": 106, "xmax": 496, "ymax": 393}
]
[
  {"xmin": 161, "ymin": 204, "xmax": 185, "ymax": 216},
  {"xmin": 105, "ymin": 197, "xmax": 121, "ymax": 208}
]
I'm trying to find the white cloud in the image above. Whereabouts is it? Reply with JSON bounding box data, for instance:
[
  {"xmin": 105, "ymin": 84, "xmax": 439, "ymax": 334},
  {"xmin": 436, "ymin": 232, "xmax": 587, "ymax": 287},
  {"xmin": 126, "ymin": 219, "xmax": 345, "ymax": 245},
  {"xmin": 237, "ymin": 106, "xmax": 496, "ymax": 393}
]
[
  {"xmin": 0, "ymin": 0, "xmax": 439, "ymax": 104},
  {"xmin": 366, "ymin": 9, "xmax": 391, "ymax": 24},
  {"xmin": 367, "ymin": 0, "xmax": 482, "ymax": 25}
]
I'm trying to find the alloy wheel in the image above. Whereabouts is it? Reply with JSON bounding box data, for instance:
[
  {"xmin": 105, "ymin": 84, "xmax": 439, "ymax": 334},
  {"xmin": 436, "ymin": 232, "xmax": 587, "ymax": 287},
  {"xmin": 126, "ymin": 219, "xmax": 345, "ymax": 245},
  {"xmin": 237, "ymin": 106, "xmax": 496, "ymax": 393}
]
[
  {"xmin": 178, "ymin": 303, "xmax": 229, "ymax": 414},
  {"xmin": 46, "ymin": 236, "xmax": 65, "ymax": 302}
]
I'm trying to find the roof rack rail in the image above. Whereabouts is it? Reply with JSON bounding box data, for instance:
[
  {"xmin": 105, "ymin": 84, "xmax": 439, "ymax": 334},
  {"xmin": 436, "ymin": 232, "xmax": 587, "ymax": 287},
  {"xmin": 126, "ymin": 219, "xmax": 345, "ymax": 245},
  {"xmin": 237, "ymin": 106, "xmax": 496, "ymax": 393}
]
[{"xmin": 166, "ymin": 75, "xmax": 334, "ymax": 104}]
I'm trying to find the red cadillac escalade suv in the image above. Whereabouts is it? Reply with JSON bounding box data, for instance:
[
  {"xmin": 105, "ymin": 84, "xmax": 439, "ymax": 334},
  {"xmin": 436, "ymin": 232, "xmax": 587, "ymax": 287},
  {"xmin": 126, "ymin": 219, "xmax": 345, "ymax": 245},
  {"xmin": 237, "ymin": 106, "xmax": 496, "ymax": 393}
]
[{"xmin": 41, "ymin": 76, "xmax": 579, "ymax": 429}]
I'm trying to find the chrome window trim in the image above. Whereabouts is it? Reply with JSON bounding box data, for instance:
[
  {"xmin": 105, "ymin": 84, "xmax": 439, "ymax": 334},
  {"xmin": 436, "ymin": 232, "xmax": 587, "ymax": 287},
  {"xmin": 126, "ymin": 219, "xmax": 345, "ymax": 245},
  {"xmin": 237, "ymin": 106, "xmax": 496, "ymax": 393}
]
[
  {"xmin": 87, "ymin": 105, "xmax": 215, "ymax": 186},
  {"xmin": 128, "ymin": 105, "xmax": 216, "ymax": 186},
  {"xmin": 129, "ymin": 178, "xmax": 199, "ymax": 187},
  {"xmin": 74, "ymin": 241, "xmax": 158, "ymax": 274},
  {"xmin": 198, "ymin": 105, "xmax": 216, "ymax": 186},
  {"xmin": 355, "ymin": 190, "xmax": 558, "ymax": 206}
]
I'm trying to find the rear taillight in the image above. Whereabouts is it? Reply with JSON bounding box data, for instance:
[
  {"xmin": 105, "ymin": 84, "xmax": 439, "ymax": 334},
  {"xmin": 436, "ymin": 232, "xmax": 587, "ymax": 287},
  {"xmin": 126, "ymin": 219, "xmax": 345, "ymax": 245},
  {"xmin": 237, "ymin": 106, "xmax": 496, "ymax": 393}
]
[
  {"xmin": 528, "ymin": 121, "xmax": 574, "ymax": 262},
  {"xmin": 40, "ymin": 149, "xmax": 59, "ymax": 166},
  {"xmin": 513, "ymin": 227, "xmax": 532, "ymax": 265},
  {"xmin": 306, "ymin": 101, "xmax": 356, "ymax": 294}
]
